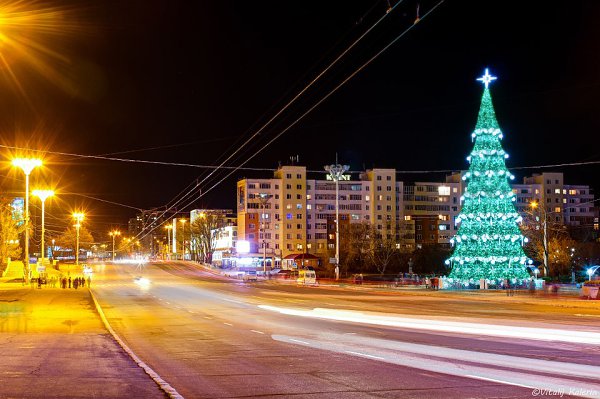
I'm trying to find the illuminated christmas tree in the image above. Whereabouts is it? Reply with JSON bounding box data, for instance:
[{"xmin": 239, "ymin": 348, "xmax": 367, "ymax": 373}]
[{"xmin": 447, "ymin": 69, "xmax": 531, "ymax": 283}]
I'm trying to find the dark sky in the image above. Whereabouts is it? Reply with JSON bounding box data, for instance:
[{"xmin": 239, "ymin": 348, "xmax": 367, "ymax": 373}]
[{"xmin": 1, "ymin": 0, "xmax": 599, "ymax": 237}]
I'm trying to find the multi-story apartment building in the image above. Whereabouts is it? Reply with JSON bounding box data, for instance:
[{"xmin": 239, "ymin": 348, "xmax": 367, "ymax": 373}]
[
  {"xmin": 402, "ymin": 175, "xmax": 463, "ymax": 249},
  {"xmin": 234, "ymin": 167, "xmax": 597, "ymax": 269},
  {"xmin": 512, "ymin": 173, "xmax": 597, "ymax": 231}
]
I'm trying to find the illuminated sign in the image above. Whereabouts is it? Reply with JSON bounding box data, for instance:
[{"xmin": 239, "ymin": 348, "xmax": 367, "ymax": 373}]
[
  {"xmin": 236, "ymin": 240, "xmax": 250, "ymax": 254},
  {"xmin": 11, "ymin": 198, "xmax": 24, "ymax": 226},
  {"xmin": 326, "ymin": 175, "xmax": 351, "ymax": 181}
]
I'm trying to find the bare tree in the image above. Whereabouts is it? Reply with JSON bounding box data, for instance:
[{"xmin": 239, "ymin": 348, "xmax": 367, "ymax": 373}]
[
  {"xmin": 0, "ymin": 197, "xmax": 23, "ymax": 272},
  {"xmin": 190, "ymin": 214, "xmax": 222, "ymax": 264},
  {"xmin": 55, "ymin": 226, "xmax": 94, "ymax": 252},
  {"xmin": 368, "ymin": 227, "xmax": 399, "ymax": 275},
  {"xmin": 338, "ymin": 222, "xmax": 371, "ymax": 275}
]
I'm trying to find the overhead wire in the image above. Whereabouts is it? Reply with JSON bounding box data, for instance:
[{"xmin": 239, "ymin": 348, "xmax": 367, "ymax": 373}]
[
  {"xmin": 133, "ymin": 0, "xmax": 412, "ymax": 240},
  {"xmin": 173, "ymin": 0, "xmax": 447, "ymax": 215}
]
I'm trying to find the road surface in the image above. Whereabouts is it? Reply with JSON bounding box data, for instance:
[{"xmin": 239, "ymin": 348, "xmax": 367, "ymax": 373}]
[{"xmin": 90, "ymin": 261, "xmax": 600, "ymax": 398}]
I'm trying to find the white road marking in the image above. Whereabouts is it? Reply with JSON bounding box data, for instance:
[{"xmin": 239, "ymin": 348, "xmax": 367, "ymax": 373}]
[
  {"xmin": 165, "ymin": 302, "xmax": 170, "ymax": 305},
  {"xmin": 250, "ymin": 330, "xmax": 265, "ymax": 335},
  {"xmin": 223, "ymin": 322, "xmax": 233, "ymax": 326},
  {"xmin": 465, "ymin": 374, "xmax": 534, "ymax": 389},
  {"xmin": 288, "ymin": 338, "xmax": 310, "ymax": 345},
  {"xmin": 222, "ymin": 298, "xmax": 242, "ymax": 304},
  {"xmin": 345, "ymin": 350, "xmax": 385, "ymax": 360}
]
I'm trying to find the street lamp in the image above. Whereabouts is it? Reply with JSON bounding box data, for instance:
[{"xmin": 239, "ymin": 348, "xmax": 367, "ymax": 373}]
[
  {"xmin": 32, "ymin": 189, "xmax": 54, "ymax": 264},
  {"xmin": 180, "ymin": 218, "xmax": 187, "ymax": 260},
  {"xmin": 72, "ymin": 212, "xmax": 85, "ymax": 266},
  {"xmin": 109, "ymin": 230, "xmax": 121, "ymax": 262},
  {"xmin": 164, "ymin": 224, "xmax": 172, "ymax": 259},
  {"xmin": 12, "ymin": 157, "xmax": 42, "ymax": 282},
  {"xmin": 257, "ymin": 193, "xmax": 271, "ymax": 277},
  {"xmin": 529, "ymin": 201, "xmax": 549, "ymax": 277},
  {"xmin": 587, "ymin": 266, "xmax": 600, "ymax": 281},
  {"xmin": 325, "ymin": 159, "xmax": 349, "ymax": 280}
]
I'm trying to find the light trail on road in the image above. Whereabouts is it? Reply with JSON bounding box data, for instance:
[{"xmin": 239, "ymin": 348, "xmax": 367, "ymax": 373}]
[
  {"xmin": 259, "ymin": 305, "xmax": 600, "ymax": 345},
  {"xmin": 272, "ymin": 333, "xmax": 600, "ymax": 398}
]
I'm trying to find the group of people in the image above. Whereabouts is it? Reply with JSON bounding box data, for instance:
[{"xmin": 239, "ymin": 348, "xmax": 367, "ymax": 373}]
[
  {"xmin": 60, "ymin": 276, "xmax": 90, "ymax": 289},
  {"xmin": 31, "ymin": 275, "xmax": 91, "ymax": 289}
]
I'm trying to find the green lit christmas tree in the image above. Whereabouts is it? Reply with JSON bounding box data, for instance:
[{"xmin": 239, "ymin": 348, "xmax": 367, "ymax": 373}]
[{"xmin": 447, "ymin": 69, "xmax": 531, "ymax": 284}]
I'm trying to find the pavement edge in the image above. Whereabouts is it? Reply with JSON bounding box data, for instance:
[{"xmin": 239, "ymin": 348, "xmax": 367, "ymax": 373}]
[{"xmin": 88, "ymin": 288, "xmax": 185, "ymax": 399}]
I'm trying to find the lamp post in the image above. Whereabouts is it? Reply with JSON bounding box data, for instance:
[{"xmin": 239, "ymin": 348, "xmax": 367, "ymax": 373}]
[
  {"xmin": 530, "ymin": 201, "xmax": 548, "ymax": 277},
  {"xmin": 32, "ymin": 189, "xmax": 54, "ymax": 263},
  {"xmin": 180, "ymin": 218, "xmax": 187, "ymax": 260},
  {"xmin": 109, "ymin": 230, "xmax": 121, "ymax": 262},
  {"xmin": 165, "ymin": 225, "xmax": 172, "ymax": 259},
  {"xmin": 587, "ymin": 266, "xmax": 600, "ymax": 281},
  {"xmin": 325, "ymin": 159, "xmax": 349, "ymax": 280},
  {"xmin": 72, "ymin": 212, "xmax": 85, "ymax": 266},
  {"xmin": 258, "ymin": 193, "xmax": 271, "ymax": 277},
  {"xmin": 12, "ymin": 157, "xmax": 42, "ymax": 282}
]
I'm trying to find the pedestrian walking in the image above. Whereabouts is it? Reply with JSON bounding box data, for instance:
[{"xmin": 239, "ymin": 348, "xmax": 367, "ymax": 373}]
[
  {"xmin": 81, "ymin": 277, "xmax": 86, "ymax": 288},
  {"xmin": 68, "ymin": 276, "xmax": 72, "ymax": 288},
  {"xmin": 73, "ymin": 278, "xmax": 79, "ymax": 289}
]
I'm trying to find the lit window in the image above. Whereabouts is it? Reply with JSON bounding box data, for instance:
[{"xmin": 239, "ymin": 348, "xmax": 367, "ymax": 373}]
[
  {"xmin": 404, "ymin": 215, "xmax": 411, "ymax": 221},
  {"xmin": 554, "ymin": 189, "xmax": 561, "ymax": 194},
  {"xmin": 365, "ymin": 195, "xmax": 370, "ymax": 201},
  {"xmin": 286, "ymin": 213, "xmax": 292, "ymax": 220},
  {"xmin": 307, "ymin": 204, "xmax": 312, "ymax": 210},
  {"xmin": 438, "ymin": 186, "xmax": 451, "ymax": 196},
  {"xmin": 554, "ymin": 207, "xmax": 561, "ymax": 213}
]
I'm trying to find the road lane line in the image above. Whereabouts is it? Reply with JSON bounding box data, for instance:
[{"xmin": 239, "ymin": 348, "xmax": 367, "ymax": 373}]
[
  {"xmin": 89, "ymin": 289, "xmax": 184, "ymax": 399},
  {"xmin": 465, "ymin": 375, "xmax": 534, "ymax": 389},
  {"xmin": 250, "ymin": 330, "xmax": 265, "ymax": 335},
  {"xmin": 345, "ymin": 351, "xmax": 385, "ymax": 360},
  {"xmin": 288, "ymin": 338, "xmax": 310, "ymax": 345},
  {"xmin": 222, "ymin": 298, "xmax": 242, "ymax": 304},
  {"xmin": 223, "ymin": 322, "xmax": 233, "ymax": 326}
]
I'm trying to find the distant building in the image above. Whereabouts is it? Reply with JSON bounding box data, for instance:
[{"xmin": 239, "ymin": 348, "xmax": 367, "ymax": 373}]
[
  {"xmin": 512, "ymin": 172, "xmax": 597, "ymax": 230},
  {"xmin": 234, "ymin": 166, "xmax": 597, "ymax": 269}
]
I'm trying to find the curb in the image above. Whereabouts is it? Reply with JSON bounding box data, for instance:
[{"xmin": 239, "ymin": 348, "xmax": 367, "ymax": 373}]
[{"xmin": 88, "ymin": 288, "xmax": 184, "ymax": 399}]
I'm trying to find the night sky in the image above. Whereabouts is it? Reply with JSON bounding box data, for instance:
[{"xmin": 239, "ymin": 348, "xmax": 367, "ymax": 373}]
[{"xmin": 1, "ymin": 0, "xmax": 599, "ymax": 238}]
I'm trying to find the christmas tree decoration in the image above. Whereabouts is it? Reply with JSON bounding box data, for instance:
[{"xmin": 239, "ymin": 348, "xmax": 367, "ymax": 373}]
[{"xmin": 447, "ymin": 69, "xmax": 531, "ymax": 284}]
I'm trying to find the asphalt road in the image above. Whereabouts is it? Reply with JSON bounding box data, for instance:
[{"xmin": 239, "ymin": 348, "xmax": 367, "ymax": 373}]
[{"xmin": 90, "ymin": 261, "xmax": 600, "ymax": 399}]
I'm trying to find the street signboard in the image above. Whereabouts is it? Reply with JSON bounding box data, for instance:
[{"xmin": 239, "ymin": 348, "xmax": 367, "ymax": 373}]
[{"xmin": 329, "ymin": 257, "xmax": 337, "ymax": 264}]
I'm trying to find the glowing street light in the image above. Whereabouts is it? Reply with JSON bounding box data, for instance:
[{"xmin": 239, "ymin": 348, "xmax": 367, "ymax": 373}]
[
  {"xmin": 109, "ymin": 230, "xmax": 121, "ymax": 262},
  {"xmin": 587, "ymin": 266, "xmax": 600, "ymax": 281},
  {"xmin": 325, "ymin": 158, "xmax": 349, "ymax": 280},
  {"xmin": 12, "ymin": 157, "xmax": 42, "ymax": 282},
  {"xmin": 179, "ymin": 218, "xmax": 187, "ymax": 260},
  {"xmin": 529, "ymin": 201, "xmax": 548, "ymax": 277},
  {"xmin": 164, "ymin": 224, "xmax": 173, "ymax": 258},
  {"xmin": 32, "ymin": 189, "xmax": 54, "ymax": 262},
  {"xmin": 72, "ymin": 212, "xmax": 85, "ymax": 266}
]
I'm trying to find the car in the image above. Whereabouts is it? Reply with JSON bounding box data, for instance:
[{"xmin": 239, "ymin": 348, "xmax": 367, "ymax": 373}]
[{"xmin": 243, "ymin": 271, "xmax": 257, "ymax": 282}]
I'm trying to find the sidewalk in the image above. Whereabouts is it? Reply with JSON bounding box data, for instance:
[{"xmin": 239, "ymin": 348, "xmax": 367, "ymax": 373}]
[{"xmin": 0, "ymin": 284, "xmax": 166, "ymax": 399}]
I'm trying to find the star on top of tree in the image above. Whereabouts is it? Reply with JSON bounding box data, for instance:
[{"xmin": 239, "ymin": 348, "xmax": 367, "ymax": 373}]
[{"xmin": 476, "ymin": 68, "xmax": 497, "ymax": 88}]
